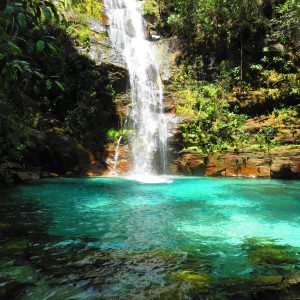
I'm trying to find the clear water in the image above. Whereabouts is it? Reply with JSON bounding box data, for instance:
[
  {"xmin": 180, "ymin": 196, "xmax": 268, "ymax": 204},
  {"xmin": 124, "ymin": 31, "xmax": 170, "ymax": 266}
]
[
  {"xmin": 104, "ymin": 0, "xmax": 168, "ymax": 175},
  {"xmin": 1, "ymin": 177, "xmax": 300, "ymax": 299}
]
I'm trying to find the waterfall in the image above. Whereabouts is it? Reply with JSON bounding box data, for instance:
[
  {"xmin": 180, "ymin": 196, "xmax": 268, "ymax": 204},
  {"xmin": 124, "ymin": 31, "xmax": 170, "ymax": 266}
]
[{"xmin": 104, "ymin": 0, "xmax": 167, "ymax": 176}]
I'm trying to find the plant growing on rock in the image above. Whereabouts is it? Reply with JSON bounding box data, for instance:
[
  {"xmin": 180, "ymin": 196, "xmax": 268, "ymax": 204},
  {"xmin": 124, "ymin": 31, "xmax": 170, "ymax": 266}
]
[
  {"xmin": 0, "ymin": 0, "xmax": 118, "ymax": 173},
  {"xmin": 255, "ymin": 126, "xmax": 277, "ymax": 152},
  {"xmin": 178, "ymin": 82, "xmax": 247, "ymax": 153}
]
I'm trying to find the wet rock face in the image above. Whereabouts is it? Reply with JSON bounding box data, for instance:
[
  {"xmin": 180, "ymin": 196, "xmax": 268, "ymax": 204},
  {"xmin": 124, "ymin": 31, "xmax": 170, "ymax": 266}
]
[
  {"xmin": 105, "ymin": 143, "xmax": 132, "ymax": 175},
  {"xmin": 75, "ymin": 15, "xmax": 127, "ymax": 70},
  {"xmin": 86, "ymin": 143, "xmax": 132, "ymax": 176},
  {"xmin": 221, "ymin": 152, "xmax": 271, "ymax": 178},
  {"xmin": 171, "ymin": 148, "xmax": 300, "ymax": 179},
  {"xmin": 173, "ymin": 153, "xmax": 206, "ymax": 176},
  {"xmin": 156, "ymin": 37, "xmax": 183, "ymax": 84},
  {"xmin": 87, "ymin": 17, "xmax": 107, "ymax": 34},
  {"xmin": 125, "ymin": 19, "xmax": 136, "ymax": 37},
  {"xmin": 271, "ymin": 149, "xmax": 300, "ymax": 179}
]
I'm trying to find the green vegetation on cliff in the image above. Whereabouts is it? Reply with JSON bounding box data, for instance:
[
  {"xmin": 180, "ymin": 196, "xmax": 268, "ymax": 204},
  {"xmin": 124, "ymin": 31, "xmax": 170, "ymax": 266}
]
[
  {"xmin": 1, "ymin": 0, "xmax": 299, "ymax": 177},
  {"xmin": 150, "ymin": 0, "xmax": 300, "ymax": 153},
  {"xmin": 0, "ymin": 0, "xmax": 119, "ymax": 174}
]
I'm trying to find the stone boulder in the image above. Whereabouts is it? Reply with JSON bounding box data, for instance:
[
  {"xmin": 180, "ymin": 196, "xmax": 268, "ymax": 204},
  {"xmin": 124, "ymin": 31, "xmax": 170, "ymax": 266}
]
[{"xmin": 156, "ymin": 37, "xmax": 183, "ymax": 84}]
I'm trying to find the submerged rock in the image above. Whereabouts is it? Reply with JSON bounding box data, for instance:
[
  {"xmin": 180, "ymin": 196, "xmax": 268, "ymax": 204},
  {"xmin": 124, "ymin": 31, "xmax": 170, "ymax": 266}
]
[
  {"xmin": 0, "ymin": 278, "xmax": 28, "ymax": 299},
  {"xmin": 170, "ymin": 270, "xmax": 212, "ymax": 288},
  {"xmin": 1, "ymin": 240, "xmax": 30, "ymax": 256}
]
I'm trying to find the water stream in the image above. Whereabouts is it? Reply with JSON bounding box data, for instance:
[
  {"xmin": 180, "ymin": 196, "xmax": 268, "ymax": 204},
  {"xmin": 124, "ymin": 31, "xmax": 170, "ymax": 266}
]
[{"xmin": 105, "ymin": 0, "xmax": 167, "ymax": 176}]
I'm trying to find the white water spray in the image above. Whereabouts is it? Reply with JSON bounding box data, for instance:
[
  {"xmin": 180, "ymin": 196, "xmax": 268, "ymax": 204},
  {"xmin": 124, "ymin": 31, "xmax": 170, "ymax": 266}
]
[{"xmin": 105, "ymin": 0, "xmax": 167, "ymax": 176}]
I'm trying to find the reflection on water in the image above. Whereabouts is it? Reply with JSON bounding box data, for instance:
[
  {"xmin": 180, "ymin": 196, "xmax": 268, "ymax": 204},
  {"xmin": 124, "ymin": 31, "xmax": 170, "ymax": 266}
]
[{"xmin": 0, "ymin": 177, "xmax": 300, "ymax": 299}]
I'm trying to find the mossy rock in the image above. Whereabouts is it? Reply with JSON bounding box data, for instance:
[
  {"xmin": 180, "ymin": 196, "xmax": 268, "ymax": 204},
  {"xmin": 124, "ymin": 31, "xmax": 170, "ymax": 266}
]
[
  {"xmin": 1, "ymin": 240, "xmax": 29, "ymax": 256},
  {"xmin": 249, "ymin": 245, "xmax": 298, "ymax": 266},
  {"xmin": 250, "ymin": 248, "xmax": 295, "ymax": 265},
  {"xmin": 142, "ymin": 0, "xmax": 160, "ymax": 24},
  {"xmin": 0, "ymin": 277, "xmax": 28, "ymax": 299},
  {"xmin": 69, "ymin": 250, "xmax": 108, "ymax": 267},
  {"xmin": 0, "ymin": 223, "xmax": 11, "ymax": 230},
  {"xmin": 243, "ymin": 238, "xmax": 299, "ymax": 267},
  {"xmin": 1, "ymin": 264, "xmax": 37, "ymax": 284},
  {"xmin": 254, "ymin": 275, "xmax": 283, "ymax": 286},
  {"xmin": 170, "ymin": 270, "xmax": 212, "ymax": 288}
]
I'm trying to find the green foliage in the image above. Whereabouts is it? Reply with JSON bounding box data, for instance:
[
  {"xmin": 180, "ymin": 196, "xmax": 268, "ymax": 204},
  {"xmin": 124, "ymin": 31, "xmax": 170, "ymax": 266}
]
[
  {"xmin": 160, "ymin": 0, "xmax": 263, "ymax": 43},
  {"xmin": 274, "ymin": 106, "xmax": 300, "ymax": 126},
  {"xmin": 177, "ymin": 82, "xmax": 247, "ymax": 153},
  {"xmin": 107, "ymin": 128, "xmax": 134, "ymax": 144},
  {"xmin": 142, "ymin": 0, "xmax": 160, "ymax": 22},
  {"xmin": 255, "ymin": 126, "xmax": 277, "ymax": 151},
  {"xmin": 36, "ymin": 40, "xmax": 46, "ymax": 52},
  {"xmin": 155, "ymin": 0, "xmax": 300, "ymax": 154},
  {"xmin": 0, "ymin": 0, "xmax": 62, "ymax": 169},
  {"xmin": 0, "ymin": 0, "xmax": 116, "ymax": 172},
  {"xmin": 107, "ymin": 128, "xmax": 119, "ymax": 139},
  {"xmin": 67, "ymin": 25, "xmax": 91, "ymax": 47},
  {"xmin": 64, "ymin": 0, "xmax": 105, "ymax": 22},
  {"xmin": 143, "ymin": 0, "xmax": 159, "ymax": 15},
  {"xmin": 271, "ymin": 0, "xmax": 300, "ymax": 45},
  {"xmin": 159, "ymin": 0, "xmax": 300, "ymax": 91}
]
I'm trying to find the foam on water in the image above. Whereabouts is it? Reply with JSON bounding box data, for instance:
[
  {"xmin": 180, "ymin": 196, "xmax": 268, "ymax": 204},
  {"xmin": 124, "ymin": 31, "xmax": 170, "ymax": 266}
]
[{"xmin": 126, "ymin": 175, "xmax": 174, "ymax": 184}]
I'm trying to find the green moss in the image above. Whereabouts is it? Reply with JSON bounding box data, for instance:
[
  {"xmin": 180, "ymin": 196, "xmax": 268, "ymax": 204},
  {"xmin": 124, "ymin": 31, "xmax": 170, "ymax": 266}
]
[
  {"xmin": 0, "ymin": 223, "xmax": 11, "ymax": 230},
  {"xmin": 2, "ymin": 240, "xmax": 29, "ymax": 255},
  {"xmin": 170, "ymin": 270, "xmax": 212, "ymax": 288},
  {"xmin": 67, "ymin": 24, "xmax": 92, "ymax": 47},
  {"xmin": 64, "ymin": 0, "xmax": 106, "ymax": 23},
  {"xmin": 142, "ymin": 0, "xmax": 160, "ymax": 19},
  {"xmin": 242, "ymin": 238, "xmax": 300, "ymax": 269},
  {"xmin": 254, "ymin": 275, "xmax": 283, "ymax": 286}
]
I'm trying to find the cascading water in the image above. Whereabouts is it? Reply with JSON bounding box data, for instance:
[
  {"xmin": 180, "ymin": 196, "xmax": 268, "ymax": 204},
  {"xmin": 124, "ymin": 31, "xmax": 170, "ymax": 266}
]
[{"xmin": 105, "ymin": 0, "xmax": 167, "ymax": 176}]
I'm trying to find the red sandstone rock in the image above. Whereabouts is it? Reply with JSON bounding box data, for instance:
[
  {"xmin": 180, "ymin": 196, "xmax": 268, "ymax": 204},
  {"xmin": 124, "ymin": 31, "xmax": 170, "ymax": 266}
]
[
  {"xmin": 175, "ymin": 153, "xmax": 206, "ymax": 175},
  {"xmin": 224, "ymin": 152, "xmax": 271, "ymax": 178},
  {"xmin": 205, "ymin": 154, "xmax": 226, "ymax": 177},
  {"xmin": 174, "ymin": 147, "xmax": 300, "ymax": 179},
  {"xmin": 270, "ymin": 148, "xmax": 300, "ymax": 179}
]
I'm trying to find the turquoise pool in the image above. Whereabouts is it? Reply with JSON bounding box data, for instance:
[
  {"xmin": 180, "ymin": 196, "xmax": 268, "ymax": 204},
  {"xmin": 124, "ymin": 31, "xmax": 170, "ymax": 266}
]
[{"xmin": 0, "ymin": 177, "xmax": 300, "ymax": 299}]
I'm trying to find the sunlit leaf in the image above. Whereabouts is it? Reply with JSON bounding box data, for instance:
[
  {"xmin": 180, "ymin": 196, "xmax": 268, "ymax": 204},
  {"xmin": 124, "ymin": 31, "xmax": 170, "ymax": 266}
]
[
  {"xmin": 17, "ymin": 13, "xmax": 27, "ymax": 28},
  {"xmin": 8, "ymin": 42, "xmax": 23, "ymax": 55},
  {"xmin": 42, "ymin": 6, "xmax": 52, "ymax": 21},
  {"xmin": 46, "ymin": 79, "xmax": 52, "ymax": 90},
  {"xmin": 4, "ymin": 5, "xmax": 14, "ymax": 14},
  {"xmin": 47, "ymin": 42, "xmax": 58, "ymax": 53},
  {"xmin": 55, "ymin": 80, "xmax": 65, "ymax": 91},
  {"xmin": 36, "ymin": 40, "xmax": 45, "ymax": 52},
  {"xmin": 45, "ymin": 1, "xmax": 59, "ymax": 20}
]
